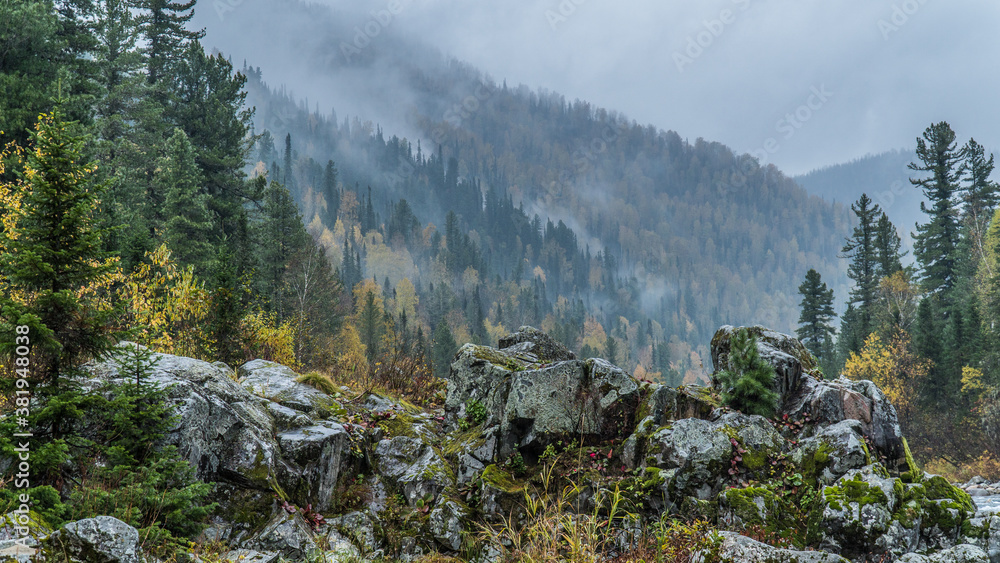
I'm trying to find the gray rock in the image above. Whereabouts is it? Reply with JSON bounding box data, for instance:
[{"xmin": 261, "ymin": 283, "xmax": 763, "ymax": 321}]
[
  {"xmin": 646, "ymin": 412, "xmax": 785, "ymax": 505},
  {"xmin": 374, "ymin": 436, "xmax": 452, "ymax": 506},
  {"xmin": 429, "ymin": 500, "xmax": 467, "ymax": 552},
  {"xmin": 83, "ymin": 345, "xmax": 281, "ymax": 491},
  {"xmin": 499, "ymin": 357, "xmax": 640, "ymax": 458},
  {"xmin": 498, "ymin": 326, "xmax": 577, "ymax": 363},
  {"xmin": 0, "ymin": 510, "xmax": 52, "ymax": 560},
  {"xmin": 221, "ymin": 550, "xmax": 280, "ymax": 563},
  {"xmin": 42, "ymin": 516, "xmax": 142, "ymax": 563},
  {"xmin": 817, "ymin": 466, "xmax": 900, "ymax": 558},
  {"xmin": 324, "ymin": 529, "xmax": 362, "ymax": 561},
  {"xmin": 790, "ymin": 420, "xmax": 869, "ymax": 486},
  {"xmin": 244, "ymin": 510, "xmax": 318, "ymax": 559},
  {"xmin": 238, "ymin": 359, "xmax": 330, "ymax": 414},
  {"xmin": 898, "ymin": 544, "xmax": 991, "ymax": 562},
  {"xmin": 692, "ymin": 531, "xmax": 849, "ymax": 562},
  {"xmin": 328, "ymin": 511, "xmax": 377, "ymax": 555},
  {"xmin": 276, "ymin": 421, "xmax": 350, "ymax": 511},
  {"xmin": 784, "ymin": 375, "xmax": 906, "ymax": 471}
]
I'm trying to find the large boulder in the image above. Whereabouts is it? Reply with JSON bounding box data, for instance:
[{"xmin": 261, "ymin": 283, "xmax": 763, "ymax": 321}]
[
  {"xmin": 693, "ymin": 531, "xmax": 849, "ymax": 562},
  {"xmin": 784, "ymin": 376, "xmax": 907, "ymax": 471},
  {"xmin": 243, "ymin": 510, "xmax": 318, "ymax": 560},
  {"xmin": 0, "ymin": 510, "xmax": 51, "ymax": 562},
  {"xmin": 82, "ymin": 344, "xmax": 354, "ymax": 514},
  {"xmin": 814, "ymin": 467, "xmax": 977, "ymax": 559},
  {"xmin": 445, "ymin": 327, "xmax": 641, "ymax": 461},
  {"xmin": 374, "ymin": 436, "xmax": 453, "ymax": 507},
  {"xmin": 644, "ymin": 412, "xmax": 786, "ymax": 507},
  {"xmin": 710, "ymin": 326, "xmax": 906, "ymax": 471},
  {"xmin": 238, "ymin": 359, "xmax": 332, "ymax": 415},
  {"xmin": 711, "ymin": 325, "xmax": 817, "ymax": 407},
  {"xmin": 275, "ymin": 422, "xmax": 350, "ymax": 512},
  {"xmin": 42, "ymin": 516, "xmax": 143, "ymax": 563},
  {"xmin": 789, "ymin": 420, "xmax": 870, "ymax": 487}
]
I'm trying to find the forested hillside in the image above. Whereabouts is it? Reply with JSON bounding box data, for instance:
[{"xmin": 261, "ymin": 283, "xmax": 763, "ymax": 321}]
[{"xmin": 219, "ymin": 0, "xmax": 854, "ymax": 381}]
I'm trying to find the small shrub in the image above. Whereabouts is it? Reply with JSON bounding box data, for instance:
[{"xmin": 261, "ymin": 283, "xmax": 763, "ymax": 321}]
[
  {"xmin": 298, "ymin": 371, "xmax": 339, "ymax": 395},
  {"xmin": 716, "ymin": 328, "xmax": 779, "ymax": 418}
]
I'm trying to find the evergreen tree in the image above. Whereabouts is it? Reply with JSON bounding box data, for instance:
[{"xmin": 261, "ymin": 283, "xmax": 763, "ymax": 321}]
[
  {"xmin": 910, "ymin": 122, "xmax": 964, "ymax": 296},
  {"xmin": 874, "ymin": 212, "xmax": 904, "ymax": 280},
  {"xmin": 207, "ymin": 245, "xmax": 244, "ymax": 367},
  {"xmin": 716, "ymin": 328, "xmax": 779, "ymax": 417},
  {"xmin": 432, "ymin": 319, "xmax": 457, "ymax": 379},
  {"xmin": 960, "ymin": 139, "xmax": 999, "ymax": 269},
  {"xmin": 136, "ymin": 0, "xmax": 204, "ymax": 86},
  {"xmin": 840, "ymin": 194, "xmax": 882, "ymax": 352},
  {"xmin": 258, "ymin": 179, "xmax": 307, "ymax": 318},
  {"xmin": 0, "ymin": 110, "xmax": 116, "ymax": 396},
  {"xmin": 358, "ymin": 287, "xmax": 385, "ymax": 363},
  {"xmin": 604, "ymin": 334, "xmax": 618, "ymax": 366},
  {"xmin": 796, "ymin": 268, "xmax": 837, "ymax": 362},
  {"xmin": 323, "ymin": 159, "xmax": 339, "ymax": 226},
  {"xmin": 156, "ymin": 128, "xmax": 214, "ymax": 272}
]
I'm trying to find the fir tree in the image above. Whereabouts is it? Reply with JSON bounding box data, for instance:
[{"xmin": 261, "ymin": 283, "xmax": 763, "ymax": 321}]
[
  {"xmin": 716, "ymin": 328, "xmax": 779, "ymax": 417},
  {"xmin": 796, "ymin": 269, "xmax": 837, "ymax": 362},
  {"xmin": 0, "ymin": 111, "xmax": 117, "ymax": 442},
  {"xmin": 910, "ymin": 122, "xmax": 964, "ymax": 296},
  {"xmin": 157, "ymin": 128, "xmax": 213, "ymax": 273},
  {"xmin": 323, "ymin": 159, "xmax": 339, "ymax": 226},
  {"xmin": 874, "ymin": 212, "xmax": 904, "ymax": 280},
  {"xmin": 960, "ymin": 139, "xmax": 999, "ymax": 269}
]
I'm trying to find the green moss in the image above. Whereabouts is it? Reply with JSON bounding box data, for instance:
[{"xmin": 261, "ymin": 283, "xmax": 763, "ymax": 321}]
[
  {"xmin": 642, "ymin": 467, "xmax": 665, "ymax": 490},
  {"xmin": 923, "ymin": 475, "xmax": 975, "ymax": 514},
  {"xmin": 822, "ymin": 474, "xmax": 889, "ymax": 512},
  {"xmin": 481, "ymin": 464, "xmax": 524, "ymax": 494},
  {"xmin": 378, "ymin": 410, "xmax": 420, "ymax": 438},
  {"xmin": 442, "ymin": 426, "xmax": 487, "ymax": 457},
  {"xmin": 471, "ymin": 345, "xmax": 525, "ymax": 372},
  {"xmin": 719, "ymin": 486, "xmax": 782, "ymax": 528},
  {"xmin": 799, "ymin": 442, "xmax": 834, "ymax": 486}
]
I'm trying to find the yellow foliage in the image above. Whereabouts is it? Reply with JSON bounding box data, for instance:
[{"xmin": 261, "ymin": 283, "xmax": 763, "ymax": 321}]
[
  {"xmin": 352, "ymin": 278, "xmax": 384, "ymax": 311},
  {"xmin": 581, "ymin": 316, "xmax": 607, "ymax": 354},
  {"xmin": 844, "ymin": 331, "xmax": 930, "ymax": 429},
  {"xmin": 120, "ymin": 244, "xmax": 212, "ymax": 359},
  {"xmin": 239, "ymin": 309, "xmax": 298, "ymax": 369},
  {"xmin": 332, "ymin": 322, "xmax": 368, "ymax": 380},
  {"xmin": 962, "ymin": 366, "xmax": 986, "ymax": 396},
  {"xmin": 484, "ymin": 318, "xmax": 508, "ymax": 345}
]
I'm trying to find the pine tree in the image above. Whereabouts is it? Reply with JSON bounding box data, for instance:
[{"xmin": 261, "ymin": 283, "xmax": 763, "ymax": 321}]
[
  {"xmin": 716, "ymin": 328, "xmax": 779, "ymax": 417},
  {"xmin": 0, "ymin": 110, "xmax": 116, "ymax": 390},
  {"xmin": 910, "ymin": 122, "xmax": 964, "ymax": 296},
  {"xmin": 432, "ymin": 319, "xmax": 457, "ymax": 379},
  {"xmin": 796, "ymin": 269, "xmax": 837, "ymax": 362},
  {"xmin": 157, "ymin": 128, "xmax": 214, "ymax": 273}
]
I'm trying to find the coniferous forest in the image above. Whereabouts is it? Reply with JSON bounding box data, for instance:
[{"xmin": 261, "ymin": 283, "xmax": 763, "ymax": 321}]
[{"xmin": 4, "ymin": 0, "xmax": 1000, "ymax": 560}]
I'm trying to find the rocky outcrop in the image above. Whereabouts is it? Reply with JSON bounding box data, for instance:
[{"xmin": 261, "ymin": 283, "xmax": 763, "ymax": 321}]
[
  {"xmin": 35, "ymin": 327, "xmax": 992, "ymax": 563},
  {"xmin": 42, "ymin": 516, "xmax": 143, "ymax": 563},
  {"xmin": 82, "ymin": 343, "xmax": 356, "ymax": 513},
  {"xmin": 710, "ymin": 325, "xmax": 907, "ymax": 471},
  {"xmin": 445, "ymin": 327, "xmax": 641, "ymax": 461},
  {"xmin": 694, "ymin": 531, "xmax": 849, "ymax": 562}
]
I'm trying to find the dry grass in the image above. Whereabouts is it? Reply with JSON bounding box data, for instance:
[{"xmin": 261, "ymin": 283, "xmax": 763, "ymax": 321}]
[{"xmin": 923, "ymin": 452, "xmax": 1000, "ymax": 482}]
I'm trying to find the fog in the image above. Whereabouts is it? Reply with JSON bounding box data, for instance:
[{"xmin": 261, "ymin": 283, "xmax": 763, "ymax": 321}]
[{"xmin": 195, "ymin": 0, "xmax": 1000, "ymax": 176}]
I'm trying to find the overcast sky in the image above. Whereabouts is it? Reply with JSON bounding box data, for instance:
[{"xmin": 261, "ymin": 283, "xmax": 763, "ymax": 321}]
[{"xmin": 196, "ymin": 0, "xmax": 1000, "ymax": 176}]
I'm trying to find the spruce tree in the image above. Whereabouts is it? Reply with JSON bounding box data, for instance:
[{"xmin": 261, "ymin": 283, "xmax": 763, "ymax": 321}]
[
  {"xmin": 716, "ymin": 328, "xmax": 779, "ymax": 417},
  {"xmin": 796, "ymin": 269, "xmax": 837, "ymax": 362},
  {"xmin": 910, "ymin": 122, "xmax": 964, "ymax": 296},
  {"xmin": 323, "ymin": 159, "xmax": 339, "ymax": 226},
  {"xmin": 0, "ymin": 110, "xmax": 116, "ymax": 391},
  {"xmin": 136, "ymin": 0, "xmax": 204, "ymax": 86},
  {"xmin": 960, "ymin": 139, "xmax": 999, "ymax": 268},
  {"xmin": 840, "ymin": 194, "xmax": 882, "ymax": 352},
  {"xmin": 157, "ymin": 128, "xmax": 214, "ymax": 273},
  {"xmin": 432, "ymin": 319, "xmax": 457, "ymax": 379},
  {"xmin": 874, "ymin": 212, "xmax": 904, "ymax": 280}
]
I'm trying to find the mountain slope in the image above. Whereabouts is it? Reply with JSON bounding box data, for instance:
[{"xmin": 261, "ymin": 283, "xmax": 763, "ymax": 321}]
[{"xmin": 197, "ymin": 0, "xmax": 853, "ymax": 377}]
